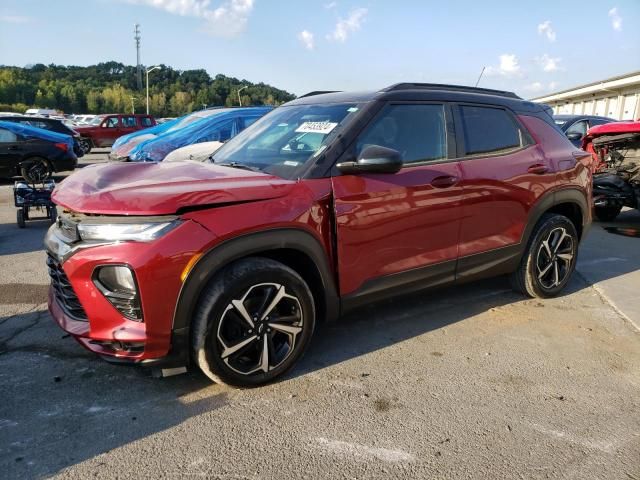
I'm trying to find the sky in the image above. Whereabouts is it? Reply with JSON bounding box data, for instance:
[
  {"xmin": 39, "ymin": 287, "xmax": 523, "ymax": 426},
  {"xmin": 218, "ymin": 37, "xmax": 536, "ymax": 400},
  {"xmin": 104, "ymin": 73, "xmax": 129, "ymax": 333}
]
[{"xmin": 0, "ymin": 0, "xmax": 639, "ymax": 98}]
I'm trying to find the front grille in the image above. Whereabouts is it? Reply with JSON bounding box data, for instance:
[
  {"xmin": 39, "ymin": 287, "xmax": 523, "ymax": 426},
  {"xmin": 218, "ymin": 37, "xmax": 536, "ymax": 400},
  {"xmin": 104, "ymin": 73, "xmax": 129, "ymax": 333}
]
[{"xmin": 46, "ymin": 255, "xmax": 88, "ymax": 320}]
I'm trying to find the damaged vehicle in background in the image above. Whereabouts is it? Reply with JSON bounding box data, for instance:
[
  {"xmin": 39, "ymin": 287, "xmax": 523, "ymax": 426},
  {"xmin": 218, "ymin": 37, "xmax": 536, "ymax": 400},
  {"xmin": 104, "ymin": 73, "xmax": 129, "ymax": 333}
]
[
  {"xmin": 109, "ymin": 117, "xmax": 181, "ymax": 161},
  {"xmin": 128, "ymin": 107, "xmax": 273, "ymax": 163},
  {"xmin": 554, "ymin": 114, "xmax": 616, "ymax": 148},
  {"xmin": 583, "ymin": 121, "xmax": 640, "ymax": 221}
]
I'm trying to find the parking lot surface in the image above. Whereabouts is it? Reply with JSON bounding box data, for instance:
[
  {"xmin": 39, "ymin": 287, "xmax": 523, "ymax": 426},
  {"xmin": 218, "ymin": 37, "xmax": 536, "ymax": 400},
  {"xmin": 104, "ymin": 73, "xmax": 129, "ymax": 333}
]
[{"xmin": 1, "ymin": 151, "xmax": 639, "ymax": 479}]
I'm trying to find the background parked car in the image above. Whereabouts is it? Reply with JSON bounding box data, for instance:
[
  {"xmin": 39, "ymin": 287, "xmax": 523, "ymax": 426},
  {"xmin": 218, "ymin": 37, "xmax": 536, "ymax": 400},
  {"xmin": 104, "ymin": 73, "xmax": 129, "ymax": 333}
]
[
  {"xmin": 554, "ymin": 114, "xmax": 616, "ymax": 147},
  {"xmin": 109, "ymin": 117, "xmax": 182, "ymax": 161},
  {"xmin": 0, "ymin": 120, "xmax": 76, "ymax": 182},
  {"xmin": 0, "ymin": 115, "xmax": 84, "ymax": 157},
  {"xmin": 74, "ymin": 114, "xmax": 156, "ymax": 154},
  {"xmin": 129, "ymin": 107, "xmax": 272, "ymax": 162}
]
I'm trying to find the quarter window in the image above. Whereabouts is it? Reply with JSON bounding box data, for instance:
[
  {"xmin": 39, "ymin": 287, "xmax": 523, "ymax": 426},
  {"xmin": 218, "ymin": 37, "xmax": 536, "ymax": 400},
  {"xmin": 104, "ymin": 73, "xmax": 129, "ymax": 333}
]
[
  {"xmin": 460, "ymin": 106, "xmax": 522, "ymax": 156},
  {"xmin": 356, "ymin": 104, "xmax": 447, "ymax": 164}
]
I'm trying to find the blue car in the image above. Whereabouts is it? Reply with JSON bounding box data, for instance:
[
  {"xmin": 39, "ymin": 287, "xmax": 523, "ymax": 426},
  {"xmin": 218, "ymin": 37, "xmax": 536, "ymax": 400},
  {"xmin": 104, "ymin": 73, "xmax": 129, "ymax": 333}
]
[
  {"xmin": 129, "ymin": 107, "xmax": 273, "ymax": 162},
  {"xmin": 109, "ymin": 117, "xmax": 183, "ymax": 160}
]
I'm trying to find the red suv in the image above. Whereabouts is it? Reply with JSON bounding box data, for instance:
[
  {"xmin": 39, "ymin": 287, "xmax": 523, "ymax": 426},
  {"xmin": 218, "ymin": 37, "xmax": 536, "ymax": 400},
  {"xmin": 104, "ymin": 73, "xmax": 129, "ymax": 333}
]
[
  {"xmin": 45, "ymin": 84, "xmax": 592, "ymax": 387},
  {"xmin": 75, "ymin": 114, "xmax": 156, "ymax": 154}
]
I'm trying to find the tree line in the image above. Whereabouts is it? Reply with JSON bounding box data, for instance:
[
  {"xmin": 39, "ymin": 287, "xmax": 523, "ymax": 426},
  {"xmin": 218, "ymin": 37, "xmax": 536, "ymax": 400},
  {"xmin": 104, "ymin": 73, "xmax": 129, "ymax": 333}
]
[{"xmin": 0, "ymin": 61, "xmax": 296, "ymax": 116}]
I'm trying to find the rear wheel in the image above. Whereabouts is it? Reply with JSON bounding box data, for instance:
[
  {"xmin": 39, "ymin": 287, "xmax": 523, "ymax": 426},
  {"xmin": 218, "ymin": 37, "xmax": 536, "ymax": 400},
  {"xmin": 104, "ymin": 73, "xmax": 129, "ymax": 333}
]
[
  {"xmin": 191, "ymin": 257, "xmax": 315, "ymax": 387},
  {"xmin": 20, "ymin": 157, "xmax": 52, "ymax": 184},
  {"xmin": 594, "ymin": 205, "xmax": 622, "ymax": 222},
  {"xmin": 510, "ymin": 213, "xmax": 578, "ymax": 298},
  {"xmin": 79, "ymin": 138, "xmax": 92, "ymax": 155},
  {"xmin": 16, "ymin": 209, "xmax": 25, "ymax": 228}
]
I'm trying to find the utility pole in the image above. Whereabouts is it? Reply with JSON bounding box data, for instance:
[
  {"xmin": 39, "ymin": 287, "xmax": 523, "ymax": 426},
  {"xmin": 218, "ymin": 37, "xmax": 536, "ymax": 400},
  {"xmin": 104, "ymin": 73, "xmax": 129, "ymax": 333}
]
[
  {"xmin": 146, "ymin": 66, "xmax": 161, "ymax": 115},
  {"xmin": 134, "ymin": 24, "xmax": 142, "ymax": 90},
  {"xmin": 237, "ymin": 85, "xmax": 248, "ymax": 106}
]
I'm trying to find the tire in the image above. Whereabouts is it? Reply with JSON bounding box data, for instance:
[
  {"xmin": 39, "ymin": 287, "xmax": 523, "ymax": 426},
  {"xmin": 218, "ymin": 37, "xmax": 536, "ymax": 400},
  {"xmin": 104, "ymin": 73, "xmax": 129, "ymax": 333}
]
[
  {"xmin": 510, "ymin": 213, "xmax": 579, "ymax": 298},
  {"xmin": 191, "ymin": 257, "xmax": 315, "ymax": 387},
  {"xmin": 16, "ymin": 209, "xmax": 25, "ymax": 228},
  {"xmin": 20, "ymin": 157, "xmax": 52, "ymax": 184},
  {"xmin": 49, "ymin": 206, "xmax": 58, "ymax": 224},
  {"xmin": 79, "ymin": 138, "xmax": 92, "ymax": 155},
  {"xmin": 594, "ymin": 205, "xmax": 622, "ymax": 222}
]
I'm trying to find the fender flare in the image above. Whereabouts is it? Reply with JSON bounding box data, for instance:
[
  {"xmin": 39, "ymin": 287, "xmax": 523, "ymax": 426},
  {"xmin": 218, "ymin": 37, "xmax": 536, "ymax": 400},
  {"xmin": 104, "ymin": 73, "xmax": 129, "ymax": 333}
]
[
  {"xmin": 172, "ymin": 228, "xmax": 340, "ymax": 336},
  {"xmin": 520, "ymin": 187, "xmax": 590, "ymax": 246}
]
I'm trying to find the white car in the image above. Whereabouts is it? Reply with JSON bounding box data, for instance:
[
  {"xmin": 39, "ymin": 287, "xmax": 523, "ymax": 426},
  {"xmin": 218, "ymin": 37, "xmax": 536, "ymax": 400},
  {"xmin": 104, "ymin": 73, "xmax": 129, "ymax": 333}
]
[{"xmin": 163, "ymin": 141, "xmax": 224, "ymax": 162}]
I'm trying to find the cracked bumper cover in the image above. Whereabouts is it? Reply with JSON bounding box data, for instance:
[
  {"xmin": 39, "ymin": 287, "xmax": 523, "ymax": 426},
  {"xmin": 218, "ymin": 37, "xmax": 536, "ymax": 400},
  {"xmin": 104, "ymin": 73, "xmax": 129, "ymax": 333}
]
[{"xmin": 44, "ymin": 218, "xmax": 216, "ymax": 368}]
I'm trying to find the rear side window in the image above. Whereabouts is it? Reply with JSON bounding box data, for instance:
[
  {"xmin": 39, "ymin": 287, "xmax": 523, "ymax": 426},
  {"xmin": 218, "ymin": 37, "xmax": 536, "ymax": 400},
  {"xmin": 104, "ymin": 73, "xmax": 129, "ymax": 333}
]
[
  {"xmin": 140, "ymin": 117, "xmax": 153, "ymax": 127},
  {"xmin": 460, "ymin": 106, "xmax": 522, "ymax": 156},
  {"xmin": 121, "ymin": 116, "xmax": 137, "ymax": 127},
  {"xmin": 357, "ymin": 104, "xmax": 447, "ymax": 164},
  {"xmin": 0, "ymin": 128, "xmax": 18, "ymax": 142}
]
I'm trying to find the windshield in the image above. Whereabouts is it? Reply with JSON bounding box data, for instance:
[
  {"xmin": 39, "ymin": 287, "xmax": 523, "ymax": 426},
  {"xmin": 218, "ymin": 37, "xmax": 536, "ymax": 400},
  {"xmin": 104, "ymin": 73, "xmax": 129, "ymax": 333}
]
[{"xmin": 211, "ymin": 103, "xmax": 361, "ymax": 178}]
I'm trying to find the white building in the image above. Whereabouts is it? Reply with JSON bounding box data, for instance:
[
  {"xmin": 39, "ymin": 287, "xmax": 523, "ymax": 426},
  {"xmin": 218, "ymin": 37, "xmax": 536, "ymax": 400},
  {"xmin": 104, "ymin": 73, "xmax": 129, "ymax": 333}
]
[{"xmin": 532, "ymin": 71, "xmax": 640, "ymax": 121}]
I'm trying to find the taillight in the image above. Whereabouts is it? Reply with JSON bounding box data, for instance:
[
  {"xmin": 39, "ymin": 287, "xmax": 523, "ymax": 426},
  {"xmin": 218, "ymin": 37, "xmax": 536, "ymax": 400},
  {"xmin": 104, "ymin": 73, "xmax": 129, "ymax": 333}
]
[{"xmin": 54, "ymin": 142, "xmax": 68, "ymax": 152}]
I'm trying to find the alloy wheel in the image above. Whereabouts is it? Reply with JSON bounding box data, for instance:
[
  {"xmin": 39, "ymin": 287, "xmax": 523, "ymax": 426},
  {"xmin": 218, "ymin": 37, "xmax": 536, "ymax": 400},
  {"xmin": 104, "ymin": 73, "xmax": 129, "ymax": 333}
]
[
  {"xmin": 216, "ymin": 283, "xmax": 303, "ymax": 376},
  {"xmin": 536, "ymin": 227, "xmax": 575, "ymax": 289}
]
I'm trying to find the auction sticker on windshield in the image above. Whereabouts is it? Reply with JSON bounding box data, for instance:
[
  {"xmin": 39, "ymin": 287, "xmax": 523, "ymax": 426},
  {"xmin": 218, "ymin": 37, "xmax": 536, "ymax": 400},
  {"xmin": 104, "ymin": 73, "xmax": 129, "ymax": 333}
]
[{"xmin": 295, "ymin": 122, "xmax": 338, "ymax": 135}]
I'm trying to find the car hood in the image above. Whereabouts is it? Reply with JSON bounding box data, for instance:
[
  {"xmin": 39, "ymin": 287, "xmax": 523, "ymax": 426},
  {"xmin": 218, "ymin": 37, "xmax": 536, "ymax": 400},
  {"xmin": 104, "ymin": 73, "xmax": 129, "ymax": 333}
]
[
  {"xmin": 582, "ymin": 121, "xmax": 640, "ymax": 149},
  {"xmin": 52, "ymin": 161, "xmax": 295, "ymax": 215}
]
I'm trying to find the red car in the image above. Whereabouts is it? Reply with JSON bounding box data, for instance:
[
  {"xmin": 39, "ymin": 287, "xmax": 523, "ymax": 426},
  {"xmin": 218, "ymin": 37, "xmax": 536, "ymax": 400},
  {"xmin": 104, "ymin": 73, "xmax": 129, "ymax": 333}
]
[
  {"xmin": 45, "ymin": 84, "xmax": 592, "ymax": 386},
  {"xmin": 75, "ymin": 114, "xmax": 156, "ymax": 154}
]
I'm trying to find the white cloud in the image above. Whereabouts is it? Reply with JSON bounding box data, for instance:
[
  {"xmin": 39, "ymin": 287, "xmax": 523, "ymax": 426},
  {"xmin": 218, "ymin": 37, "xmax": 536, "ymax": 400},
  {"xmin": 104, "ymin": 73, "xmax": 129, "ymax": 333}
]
[
  {"xmin": 298, "ymin": 30, "xmax": 314, "ymax": 50},
  {"xmin": 524, "ymin": 82, "xmax": 544, "ymax": 93},
  {"xmin": 485, "ymin": 54, "xmax": 522, "ymax": 77},
  {"xmin": 0, "ymin": 14, "xmax": 32, "ymax": 24},
  {"xmin": 126, "ymin": 0, "xmax": 255, "ymax": 37},
  {"xmin": 549, "ymin": 81, "xmax": 559, "ymax": 90},
  {"xmin": 324, "ymin": 1, "xmax": 337, "ymax": 8},
  {"xmin": 537, "ymin": 20, "xmax": 556, "ymax": 42},
  {"xmin": 327, "ymin": 8, "xmax": 367, "ymax": 42},
  {"xmin": 609, "ymin": 7, "xmax": 622, "ymax": 31},
  {"xmin": 536, "ymin": 54, "xmax": 562, "ymax": 72}
]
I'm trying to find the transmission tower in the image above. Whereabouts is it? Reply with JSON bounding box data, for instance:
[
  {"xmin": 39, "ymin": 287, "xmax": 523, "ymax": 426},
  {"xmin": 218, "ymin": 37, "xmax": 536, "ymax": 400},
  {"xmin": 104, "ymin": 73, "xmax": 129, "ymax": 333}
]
[{"xmin": 134, "ymin": 24, "xmax": 142, "ymax": 90}]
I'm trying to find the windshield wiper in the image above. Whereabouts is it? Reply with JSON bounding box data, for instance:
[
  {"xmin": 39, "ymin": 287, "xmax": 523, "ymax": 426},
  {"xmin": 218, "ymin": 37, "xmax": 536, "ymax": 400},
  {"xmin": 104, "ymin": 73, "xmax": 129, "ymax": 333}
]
[{"xmin": 216, "ymin": 161, "xmax": 262, "ymax": 172}]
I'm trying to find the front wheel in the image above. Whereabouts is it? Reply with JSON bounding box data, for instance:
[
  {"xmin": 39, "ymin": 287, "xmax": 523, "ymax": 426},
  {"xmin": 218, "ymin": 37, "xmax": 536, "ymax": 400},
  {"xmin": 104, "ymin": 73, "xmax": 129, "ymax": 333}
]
[
  {"xmin": 510, "ymin": 213, "xmax": 579, "ymax": 298},
  {"xmin": 191, "ymin": 257, "xmax": 315, "ymax": 387},
  {"xmin": 594, "ymin": 205, "xmax": 622, "ymax": 222}
]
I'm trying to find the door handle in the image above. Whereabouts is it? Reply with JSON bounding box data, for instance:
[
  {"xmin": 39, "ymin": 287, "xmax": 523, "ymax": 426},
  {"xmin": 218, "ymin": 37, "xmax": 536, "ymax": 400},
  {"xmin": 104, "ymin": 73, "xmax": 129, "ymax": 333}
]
[
  {"xmin": 431, "ymin": 175, "xmax": 459, "ymax": 188},
  {"xmin": 527, "ymin": 164, "xmax": 548, "ymax": 175},
  {"xmin": 8, "ymin": 146, "xmax": 22, "ymax": 151}
]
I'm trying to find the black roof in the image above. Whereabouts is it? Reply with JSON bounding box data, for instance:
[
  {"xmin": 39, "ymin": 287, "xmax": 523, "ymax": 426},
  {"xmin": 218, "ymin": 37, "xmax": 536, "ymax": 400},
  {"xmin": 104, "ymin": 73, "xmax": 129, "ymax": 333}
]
[{"xmin": 286, "ymin": 83, "xmax": 545, "ymax": 115}]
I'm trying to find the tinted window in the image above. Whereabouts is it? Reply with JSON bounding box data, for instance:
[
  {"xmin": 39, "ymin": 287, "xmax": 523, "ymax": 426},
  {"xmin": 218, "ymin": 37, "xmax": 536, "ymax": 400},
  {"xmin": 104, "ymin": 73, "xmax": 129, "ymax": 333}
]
[
  {"xmin": 141, "ymin": 117, "xmax": 153, "ymax": 127},
  {"xmin": 566, "ymin": 120, "xmax": 588, "ymax": 137},
  {"xmin": 121, "ymin": 116, "xmax": 137, "ymax": 127},
  {"xmin": 460, "ymin": 106, "xmax": 521, "ymax": 156},
  {"xmin": 0, "ymin": 128, "xmax": 18, "ymax": 143},
  {"xmin": 357, "ymin": 104, "xmax": 447, "ymax": 164}
]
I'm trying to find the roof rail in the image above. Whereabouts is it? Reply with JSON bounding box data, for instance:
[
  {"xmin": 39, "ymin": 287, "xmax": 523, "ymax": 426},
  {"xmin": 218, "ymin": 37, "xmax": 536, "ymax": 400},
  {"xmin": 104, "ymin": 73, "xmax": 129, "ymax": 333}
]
[
  {"xmin": 298, "ymin": 90, "xmax": 342, "ymax": 98},
  {"xmin": 382, "ymin": 83, "xmax": 520, "ymax": 99}
]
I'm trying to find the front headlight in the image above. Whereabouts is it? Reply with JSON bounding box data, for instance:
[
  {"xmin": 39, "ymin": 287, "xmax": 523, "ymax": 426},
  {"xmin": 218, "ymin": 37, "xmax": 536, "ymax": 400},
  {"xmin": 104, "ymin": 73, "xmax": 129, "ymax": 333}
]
[{"xmin": 77, "ymin": 221, "xmax": 179, "ymax": 242}]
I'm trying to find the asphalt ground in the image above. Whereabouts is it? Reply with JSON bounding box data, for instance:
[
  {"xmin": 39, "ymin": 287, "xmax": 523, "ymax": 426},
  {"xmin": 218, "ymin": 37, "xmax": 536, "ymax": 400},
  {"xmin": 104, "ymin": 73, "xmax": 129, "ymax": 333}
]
[{"xmin": 0, "ymin": 150, "xmax": 638, "ymax": 479}]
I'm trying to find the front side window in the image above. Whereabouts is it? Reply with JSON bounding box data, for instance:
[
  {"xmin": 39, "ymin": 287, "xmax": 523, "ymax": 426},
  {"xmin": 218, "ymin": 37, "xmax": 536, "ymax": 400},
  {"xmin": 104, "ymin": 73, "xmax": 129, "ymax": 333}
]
[
  {"xmin": 212, "ymin": 103, "xmax": 361, "ymax": 178},
  {"xmin": 566, "ymin": 120, "xmax": 588, "ymax": 137},
  {"xmin": 198, "ymin": 119, "xmax": 236, "ymax": 142},
  {"xmin": 356, "ymin": 104, "xmax": 447, "ymax": 164},
  {"xmin": 460, "ymin": 105, "xmax": 522, "ymax": 156},
  {"xmin": 0, "ymin": 128, "xmax": 18, "ymax": 143},
  {"xmin": 103, "ymin": 117, "xmax": 119, "ymax": 128}
]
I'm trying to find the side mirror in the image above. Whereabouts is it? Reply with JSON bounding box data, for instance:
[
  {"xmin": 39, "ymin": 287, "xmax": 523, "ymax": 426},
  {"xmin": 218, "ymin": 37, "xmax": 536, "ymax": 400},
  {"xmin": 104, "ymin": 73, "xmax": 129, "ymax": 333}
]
[
  {"xmin": 566, "ymin": 132, "xmax": 583, "ymax": 141},
  {"xmin": 337, "ymin": 145, "xmax": 403, "ymax": 174}
]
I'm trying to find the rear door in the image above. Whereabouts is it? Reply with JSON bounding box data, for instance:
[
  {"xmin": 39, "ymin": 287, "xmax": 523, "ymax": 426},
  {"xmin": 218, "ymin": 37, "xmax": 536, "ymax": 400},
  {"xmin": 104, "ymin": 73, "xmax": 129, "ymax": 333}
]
[
  {"xmin": 120, "ymin": 116, "xmax": 138, "ymax": 136},
  {"xmin": 331, "ymin": 102, "xmax": 463, "ymax": 299},
  {"xmin": 0, "ymin": 128, "xmax": 24, "ymax": 177},
  {"xmin": 454, "ymin": 104, "xmax": 552, "ymax": 280}
]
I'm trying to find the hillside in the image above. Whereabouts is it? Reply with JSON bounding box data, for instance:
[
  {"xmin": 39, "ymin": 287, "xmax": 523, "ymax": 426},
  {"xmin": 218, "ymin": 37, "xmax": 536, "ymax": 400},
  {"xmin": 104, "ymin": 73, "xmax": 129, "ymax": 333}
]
[{"xmin": 0, "ymin": 61, "xmax": 295, "ymax": 116}]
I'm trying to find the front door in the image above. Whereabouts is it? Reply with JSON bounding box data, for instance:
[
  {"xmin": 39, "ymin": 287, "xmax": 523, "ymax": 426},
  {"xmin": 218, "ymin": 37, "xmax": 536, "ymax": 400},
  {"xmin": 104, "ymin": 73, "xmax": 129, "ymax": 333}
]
[
  {"xmin": 331, "ymin": 102, "xmax": 463, "ymax": 301},
  {"xmin": 98, "ymin": 116, "xmax": 122, "ymax": 146}
]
